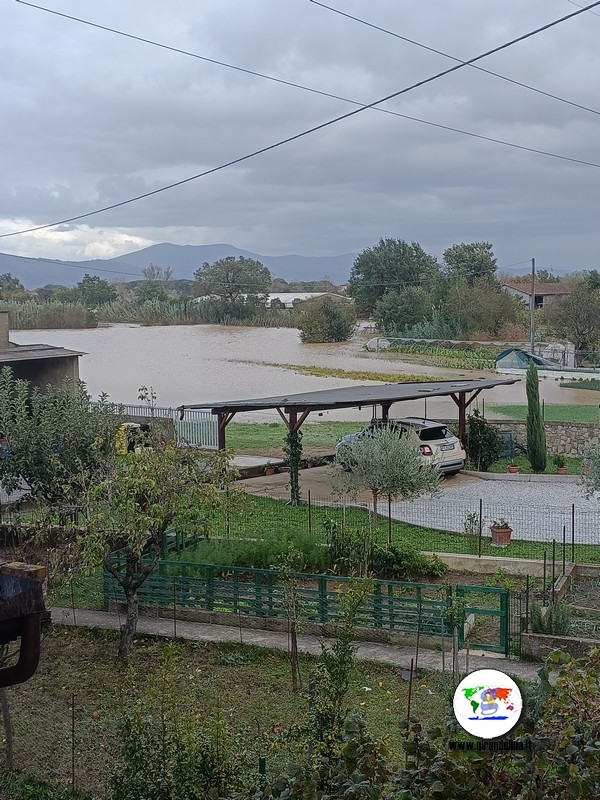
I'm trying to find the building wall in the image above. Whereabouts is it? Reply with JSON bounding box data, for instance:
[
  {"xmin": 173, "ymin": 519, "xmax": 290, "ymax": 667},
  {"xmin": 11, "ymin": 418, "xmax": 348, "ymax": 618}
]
[{"xmin": 1, "ymin": 356, "xmax": 80, "ymax": 392}]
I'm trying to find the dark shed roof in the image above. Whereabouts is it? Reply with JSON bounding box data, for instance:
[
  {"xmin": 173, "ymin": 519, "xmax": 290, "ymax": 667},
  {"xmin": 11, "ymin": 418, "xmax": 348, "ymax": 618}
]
[{"xmin": 187, "ymin": 378, "xmax": 518, "ymax": 414}]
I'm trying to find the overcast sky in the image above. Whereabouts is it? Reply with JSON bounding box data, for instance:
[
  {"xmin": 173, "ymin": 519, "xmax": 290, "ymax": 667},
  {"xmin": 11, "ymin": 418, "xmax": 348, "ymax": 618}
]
[{"xmin": 2, "ymin": 0, "xmax": 600, "ymax": 277}]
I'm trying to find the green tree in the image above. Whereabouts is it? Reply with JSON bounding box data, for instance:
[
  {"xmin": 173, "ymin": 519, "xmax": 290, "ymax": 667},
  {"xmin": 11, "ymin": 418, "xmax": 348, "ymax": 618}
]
[
  {"xmin": 299, "ymin": 298, "xmax": 355, "ymax": 343},
  {"xmin": 464, "ymin": 410, "xmax": 504, "ymax": 471},
  {"xmin": 75, "ymin": 274, "xmax": 117, "ymax": 308},
  {"xmin": 35, "ymin": 284, "xmax": 79, "ymax": 302},
  {"xmin": 134, "ymin": 280, "xmax": 168, "ymax": 304},
  {"xmin": 85, "ymin": 442, "xmax": 237, "ymax": 659},
  {"xmin": 347, "ymin": 238, "xmax": 439, "ymax": 316},
  {"xmin": 0, "ymin": 274, "xmax": 28, "ymax": 301},
  {"xmin": 443, "ymin": 277, "xmax": 526, "ymax": 337},
  {"xmin": 374, "ymin": 286, "xmax": 431, "ymax": 335},
  {"xmin": 194, "ymin": 256, "xmax": 271, "ymax": 304},
  {"xmin": 442, "ymin": 241, "xmax": 497, "ymax": 284},
  {"xmin": 141, "ymin": 263, "xmax": 173, "ymax": 282},
  {"xmin": 543, "ymin": 280, "xmax": 600, "ymax": 364},
  {"xmin": 335, "ymin": 427, "xmax": 441, "ymax": 528},
  {"xmin": 526, "ymin": 363, "xmax": 547, "ymax": 472},
  {"xmin": 0, "ymin": 367, "xmax": 122, "ymax": 505}
]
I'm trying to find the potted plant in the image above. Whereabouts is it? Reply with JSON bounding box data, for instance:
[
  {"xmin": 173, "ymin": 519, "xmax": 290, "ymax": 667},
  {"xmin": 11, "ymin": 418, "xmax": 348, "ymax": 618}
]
[
  {"xmin": 264, "ymin": 462, "xmax": 278, "ymax": 476},
  {"xmin": 552, "ymin": 453, "xmax": 568, "ymax": 475},
  {"xmin": 507, "ymin": 464, "xmax": 521, "ymax": 474},
  {"xmin": 490, "ymin": 518, "xmax": 512, "ymax": 547}
]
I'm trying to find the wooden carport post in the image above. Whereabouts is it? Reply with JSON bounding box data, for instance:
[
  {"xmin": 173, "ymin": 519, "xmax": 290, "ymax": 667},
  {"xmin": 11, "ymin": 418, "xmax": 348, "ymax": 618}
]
[
  {"xmin": 277, "ymin": 406, "xmax": 311, "ymax": 506},
  {"xmin": 216, "ymin": 411, "xmax": 236, "ymax": 450},
  {"xmin": 449, "ymin": 389, "xmax": 484, "ymax": 441}
]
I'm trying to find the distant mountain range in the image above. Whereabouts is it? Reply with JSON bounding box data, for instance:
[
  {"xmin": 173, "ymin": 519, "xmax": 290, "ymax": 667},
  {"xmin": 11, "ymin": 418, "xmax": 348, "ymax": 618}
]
[{"xmin": 0, "ymin": 243, "xmax": 356, "ymax": 288}]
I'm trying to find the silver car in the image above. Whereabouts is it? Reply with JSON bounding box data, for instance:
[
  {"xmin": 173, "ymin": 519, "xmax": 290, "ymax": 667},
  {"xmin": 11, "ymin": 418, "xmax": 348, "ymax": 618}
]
[{"xmin": 336, "ymin": 417, "xmax": 466, "ymax": 475}]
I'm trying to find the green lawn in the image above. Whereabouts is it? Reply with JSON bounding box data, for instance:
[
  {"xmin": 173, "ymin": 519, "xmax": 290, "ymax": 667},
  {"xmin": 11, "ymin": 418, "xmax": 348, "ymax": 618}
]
[
  {"xmin": 3, "ymin": 626, "xmax": 454, "ymax": 797},
  {"xmin": 490, "ymin": 404, "xmax": 600, "ymax": 423},
  {"xmin": 227, "ymin": 421, "xmax": 361, "ymax": 454}
]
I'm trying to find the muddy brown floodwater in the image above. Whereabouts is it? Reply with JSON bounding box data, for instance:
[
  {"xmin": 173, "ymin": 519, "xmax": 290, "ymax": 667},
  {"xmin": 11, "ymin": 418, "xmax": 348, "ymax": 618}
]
[{"xmin": 9, "ymin": 325, "xmax": 596, "ymax": 422}]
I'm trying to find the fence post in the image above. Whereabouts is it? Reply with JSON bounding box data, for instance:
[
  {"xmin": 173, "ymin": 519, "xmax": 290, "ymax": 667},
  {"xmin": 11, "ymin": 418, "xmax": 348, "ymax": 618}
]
[
  {"xmin": 373, "ymin": 583, "xmax": 383, "ymax": 628},
  {"xmin": 571, "ymin": 504, "xmax": 575, "ymax": 563},
  {"xmin": 308, "ymin": 490, "xmax": 312, "ymax": 536},
  {"xmin": 71, "ymin": 693, "xmax": 76, "ymax": 793},
  {"xmin": 543, "ymin": 551, "xmax": 547, "ymax": 606},
  {"xmin": 226, "ymin": 487, "xmax": 230, "ymax": 537},
  {"xmin": 525, "ymin": 574, "xmax": 530, "ymax": 632},
  {"xmin": 318, "ymin": 576, "xmax": 328, "ymax": 624},
  {"xmin": 562, "ymin": 526, "xmax": 566, "ymax": 576},
  {"xmin": 551, "ymin": 540, "xmax": 556, "ymax": 602},
  {"xmin": 478, "ymin": 498, "xmax": 483, "ymax": 557},
  {"xmin": 206, "ymin": 566, "xmax": 214, "ymax": 611},
  {"xmin": 173, "ymin": 577, "xmax": 177, "ymax": 639}
]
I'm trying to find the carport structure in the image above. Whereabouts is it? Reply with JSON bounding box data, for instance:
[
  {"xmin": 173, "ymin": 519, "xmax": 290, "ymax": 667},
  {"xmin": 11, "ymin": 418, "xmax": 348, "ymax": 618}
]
[{"xmin": 181, "ymin": 377, "xmax": 518, "ymax": 450}]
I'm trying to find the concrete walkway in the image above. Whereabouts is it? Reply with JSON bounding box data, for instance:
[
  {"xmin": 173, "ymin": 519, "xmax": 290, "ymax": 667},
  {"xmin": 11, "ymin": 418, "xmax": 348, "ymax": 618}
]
[{"xmin": 51, "ymin": 607, "xmax": 543, "ymax": 682}]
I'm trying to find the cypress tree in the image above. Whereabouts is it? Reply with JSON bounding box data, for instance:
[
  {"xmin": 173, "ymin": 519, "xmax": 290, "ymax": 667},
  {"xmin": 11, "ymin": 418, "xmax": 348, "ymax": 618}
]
[{"xmin": 526, "ymin": 363, "xmax": 547, "ymax": 472}]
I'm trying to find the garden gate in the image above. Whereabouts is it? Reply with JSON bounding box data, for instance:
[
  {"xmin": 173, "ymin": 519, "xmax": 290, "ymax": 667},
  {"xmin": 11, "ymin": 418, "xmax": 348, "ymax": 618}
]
[{"xmin": 456, "ymin": 585, "xmax": 520, "ymax": 656}]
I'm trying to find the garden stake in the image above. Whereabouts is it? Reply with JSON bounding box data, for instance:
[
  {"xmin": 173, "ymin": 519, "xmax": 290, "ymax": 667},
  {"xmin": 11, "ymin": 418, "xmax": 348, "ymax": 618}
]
[
  {"xmin": 552, "ymin": 540, "xmax": 556, "ymax": 602},
  {"xmin": 308, "ymin": 490, "xmax": 312, "ymax": 535},
  {"xmin": 387, "ymin": 495, "xmax": 392, "ymax": 547},
  {"xmin": 562, "ymin": 526, "xmax": 566, "ymax": 576},
  {"xmin": 70, "ymin": 572, "xmax": 77, "ymax": 627},
  {"xmin": 571, "ymin": 504, "xmax": 576, "ymax": 563},
  {"xmin": 543, "ymin": 550, "xmax": 547, "ymax": 606},
  {"xmin": 406, "ymin": 657, "xmax": 414, "ymax": 723},
  {"xmin": 173, "ymin": 577, "xmax": 177, "ymax": 639},
  {"xmin": 466, "ymin": 639, "xmax": 470, "ymax": 676},
  {"xmin": 525, "ymin": 575, "xmax": 530, "ymax": 632},
  {"xmin": 71, "ymin": 693, "xmax": 76, "ymax": 793},
  {"xmin": 478, "ymin": 498, "xmax": 483, "ymax": 557},
  {"xmin": 414, "ymin": 600, "xmax": 422, "ymax": 673},
  {"xmin": 441, "ymin": 617, "xmax": 445, "ymax": 674}
]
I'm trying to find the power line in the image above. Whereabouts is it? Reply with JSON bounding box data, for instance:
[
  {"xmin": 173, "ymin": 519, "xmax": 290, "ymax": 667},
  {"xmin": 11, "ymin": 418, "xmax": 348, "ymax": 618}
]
[
  {"xmin": 309, "ymin": 0, "xmax": 600, "ymax": 118},
  {"xmin": 18, "ymin": 0, "xmax": 600, "ymax": 119},
  {"xmin": 5, "ymin": 0, "xmax": 600, "ymax": 240},
  {"xmin": 11, "ymin": 3, "xmax": 600, "ymax": 185},
  {"xmin": 0, "ymin": 251, "xmax": 145, "ymax": 278},
  {"xmin": 568, "ymin": 0, "xmax": 600, "ymax": 18}
]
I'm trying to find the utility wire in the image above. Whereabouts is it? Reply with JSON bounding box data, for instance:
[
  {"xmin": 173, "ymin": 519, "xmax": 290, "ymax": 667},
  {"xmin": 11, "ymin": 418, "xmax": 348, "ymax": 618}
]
[
  {"xmin": 309, "ymin": 0, "xmax": 600, "ymax": 117},
  {"xmin": 11, "ymin": 3, "xmax": 600, "ymax": 187},
  {"xmin": 17, "ymin": 0, "xmax": 600, "ymax": 119},
  {"xmin": 5, "ymin": 0, "xmax": 600, "ymax": 240},
  {"xmin": 568, "ymin": 0, "xmax": 600, "ymax": 18}
]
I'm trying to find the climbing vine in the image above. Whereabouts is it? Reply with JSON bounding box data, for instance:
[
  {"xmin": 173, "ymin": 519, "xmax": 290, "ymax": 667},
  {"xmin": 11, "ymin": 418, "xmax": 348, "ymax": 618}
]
[{"xmin": 283, "ymin": 427, "xmax": 303, "ymax": 505}]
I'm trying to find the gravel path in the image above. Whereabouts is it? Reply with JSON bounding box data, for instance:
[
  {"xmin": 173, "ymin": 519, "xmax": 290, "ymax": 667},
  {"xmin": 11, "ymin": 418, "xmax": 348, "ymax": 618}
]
[{"xmin": 383, "ymin": 477, "xmax": 600, "ymax": 543}]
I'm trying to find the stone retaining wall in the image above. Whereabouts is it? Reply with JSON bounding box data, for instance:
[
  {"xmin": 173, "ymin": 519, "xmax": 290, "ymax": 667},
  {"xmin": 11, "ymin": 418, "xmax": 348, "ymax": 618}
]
[{"xmin": 490, "ymin": 420, "xmax": 598, "ymax": 456}]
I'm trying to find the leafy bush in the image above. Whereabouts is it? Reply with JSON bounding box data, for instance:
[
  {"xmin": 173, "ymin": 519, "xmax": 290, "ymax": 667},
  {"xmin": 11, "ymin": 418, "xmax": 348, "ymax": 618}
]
[
  {"xmin": 464, "ymin": 410, "xmax": 504, "ymax": 470},
  {"xmin": 370, "ymin": 544, "xmax": 447, "ymax": 581},
  {"xmin": 530, "ymin": 599, "xmax": 570, "ymax": 635},
  {"xmin": 299, "ymin": 298, "xmax": 356, "ymax": 343}
]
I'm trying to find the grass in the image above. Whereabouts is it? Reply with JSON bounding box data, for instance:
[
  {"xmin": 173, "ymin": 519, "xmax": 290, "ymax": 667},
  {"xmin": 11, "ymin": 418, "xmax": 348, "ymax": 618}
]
[
  {"xmin": 4, "ymin": 626, "xmax": 455, "ymax": 797},
  {"xmin": 227, "ymin": 421, "xmax": 361, "ymax": 454},
  {"xmin": 486, "ymin": 455, "xmax": 582, "ymax": 475},
  {"xmin": 490, "ymin": 404, "xmax": 600, "ymax": 423},
  {"xmin": 258, "ymin": 362, "xmax": 433, "ymax": 383}
]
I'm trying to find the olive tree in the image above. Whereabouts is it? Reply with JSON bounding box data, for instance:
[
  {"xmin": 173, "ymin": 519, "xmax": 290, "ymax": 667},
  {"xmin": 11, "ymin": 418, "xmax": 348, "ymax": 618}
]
[
  {"xmin": 84, "ymin": 443, "xmax": 237, "ymax": 659},
  {"xmin": 0, "ymin": 366, "xmax": 122, "ymax": 506},
  {"xmin": 335, "ymin": 427, "xmax": 441, "ymax": 544}
]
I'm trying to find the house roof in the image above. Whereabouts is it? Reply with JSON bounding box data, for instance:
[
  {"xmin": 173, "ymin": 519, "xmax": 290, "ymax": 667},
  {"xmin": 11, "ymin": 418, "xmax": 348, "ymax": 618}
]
[
  {"xmin": 502, "ymin": 282, "xmax": 570, "ymax": 297},
  {"xmin": 0, "ymin": 342, "xmax": 84, "ymax": 363}
]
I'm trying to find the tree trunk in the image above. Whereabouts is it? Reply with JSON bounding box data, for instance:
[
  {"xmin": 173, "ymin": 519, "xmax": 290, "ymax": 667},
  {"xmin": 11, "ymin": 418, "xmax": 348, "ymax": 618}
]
[
  {"xmin": 118, "ymin": 588, "xmax": 139, "ymax": 660},
  {"xmin": 0, "ymin": 689, "xmax": 13, "ymax": 770},
  {"xmin": 372, "ymin": 489, "xmax": 378, "ymax": 516}
]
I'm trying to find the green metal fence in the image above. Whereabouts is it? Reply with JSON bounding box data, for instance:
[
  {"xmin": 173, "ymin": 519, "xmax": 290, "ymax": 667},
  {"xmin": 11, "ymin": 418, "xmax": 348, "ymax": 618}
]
[
  {"xmin": 457, "ymin": 585, "xmax": 509, "ymax": 655},
  {"xmin": 104, "ymin": 557, "xmax": 453, "ymax": 636}
]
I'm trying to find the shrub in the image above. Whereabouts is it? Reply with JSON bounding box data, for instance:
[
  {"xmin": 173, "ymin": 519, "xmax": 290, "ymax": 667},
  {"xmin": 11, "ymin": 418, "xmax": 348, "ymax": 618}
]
[
  {"xmin": 530, "ymin": 599, "xmax": 570, "ymax": 635},
  {"xmin": 299, "ymin": 298, "xmax": 356, "ymax": 343},
  {"xmin": 464, "ymin": 410, "xmax": 504, "ymax": 470},
  {"xmin": 370, "ymin": 544, "xmax": 447, "ymax": 581}
]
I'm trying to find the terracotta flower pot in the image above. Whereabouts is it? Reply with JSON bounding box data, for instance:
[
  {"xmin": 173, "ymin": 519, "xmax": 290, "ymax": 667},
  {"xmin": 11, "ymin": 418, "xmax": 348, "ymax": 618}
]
[
  {"xmin": 556, "ymin": 467, "xmax": 568, "ymax": 475},
  {"xmin": 490, "ymin": 525, "xmax": 512, "ymax": 547},
  {"xmin": 265, "ymin": 467, "xmax": 277, "ymax": 476},
  {"xmin": 507, "ymin": 465, "xmax": 521, "ymax": 474}
]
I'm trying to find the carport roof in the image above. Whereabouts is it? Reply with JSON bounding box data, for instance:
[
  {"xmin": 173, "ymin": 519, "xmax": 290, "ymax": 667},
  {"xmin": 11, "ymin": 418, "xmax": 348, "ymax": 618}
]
[{"xmin": 187, "ymin": 377, "xmax": 518, "ymax": 414}]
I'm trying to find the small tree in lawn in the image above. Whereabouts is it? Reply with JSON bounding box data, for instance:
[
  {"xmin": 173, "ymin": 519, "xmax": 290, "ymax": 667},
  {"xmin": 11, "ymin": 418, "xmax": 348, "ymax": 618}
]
[
  {"xmin": 335, "ymin": 427, "xmax": 441, "ymax": 545},
  {"xmin": 526, "ymin": 363, "xmax": 547, "ymax": 473},
  {"xmin": 84, "ymin": 442, "xmax": 237, "ymax": 659}
]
